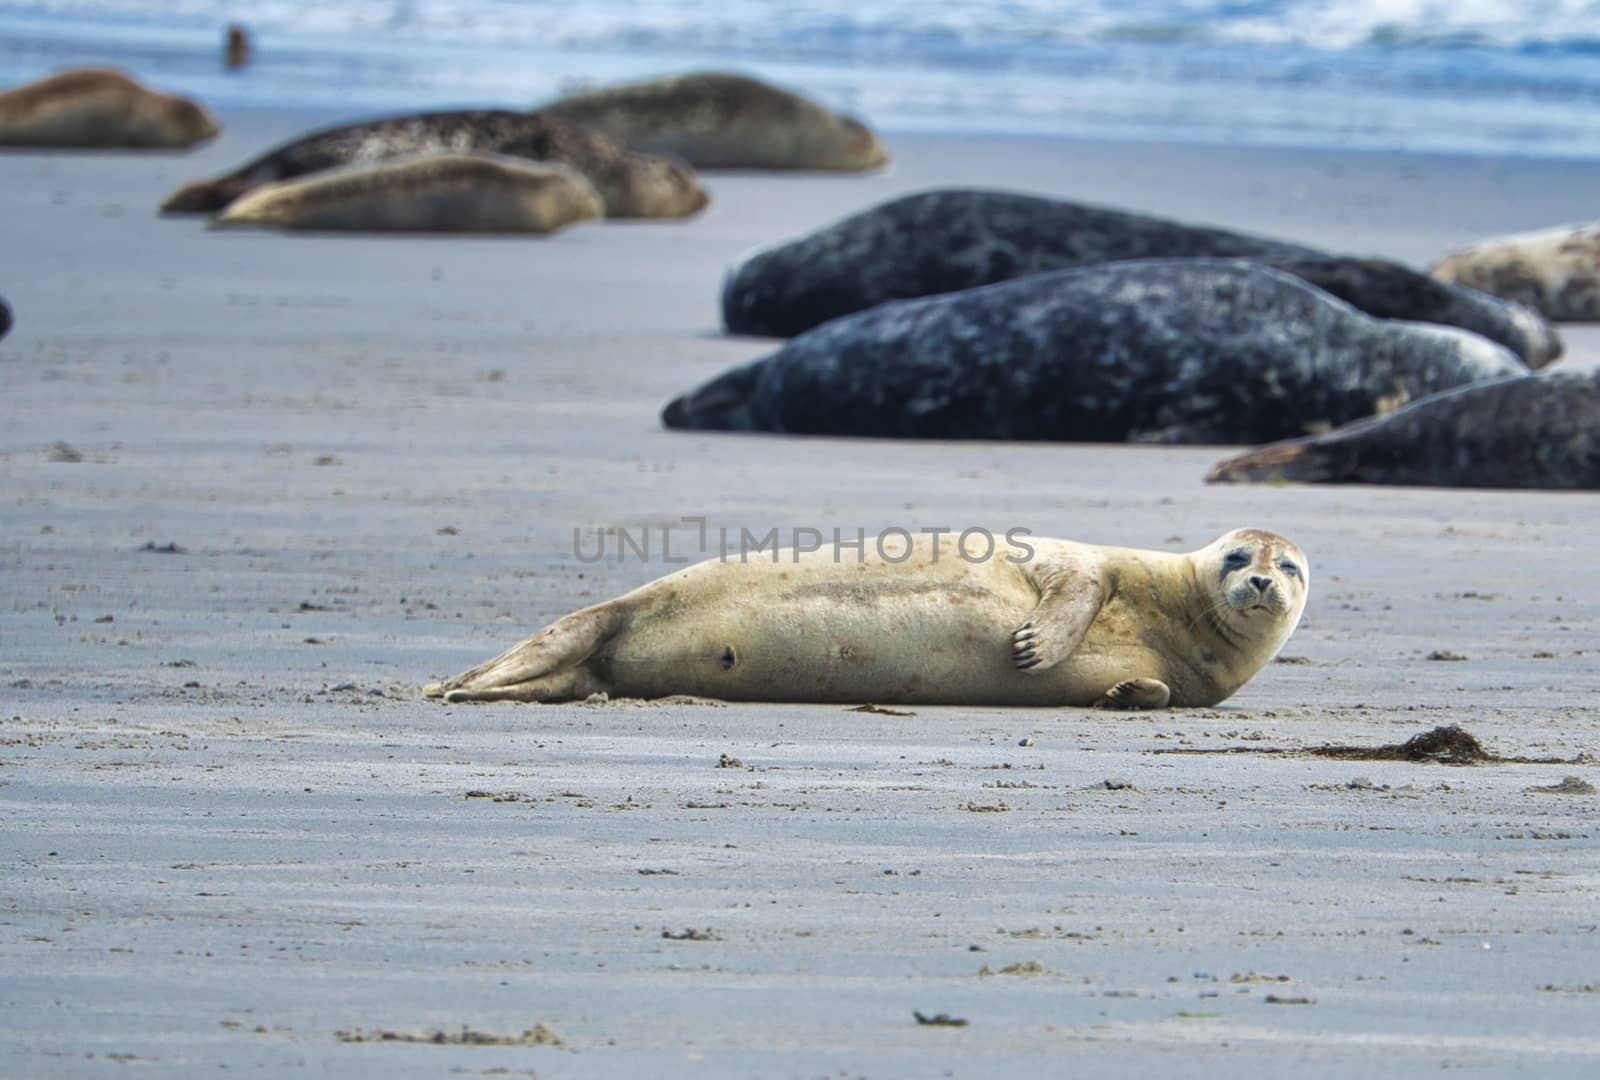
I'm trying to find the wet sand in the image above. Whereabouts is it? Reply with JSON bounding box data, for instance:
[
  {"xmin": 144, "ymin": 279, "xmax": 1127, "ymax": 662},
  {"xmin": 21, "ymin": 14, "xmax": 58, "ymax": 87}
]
[{"xmin": 2, "ymin": 107, "xmax": 1599, "ymax": 1076}]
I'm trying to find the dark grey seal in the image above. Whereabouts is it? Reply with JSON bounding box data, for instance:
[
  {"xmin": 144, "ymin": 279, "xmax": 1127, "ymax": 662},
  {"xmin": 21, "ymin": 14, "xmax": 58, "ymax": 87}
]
[
  {"xmin": 540, "ymin": 72, "xmax": 888, "ymax": 171},
  {"xmin": 1206, "ymin": 371, "xmax": 1600, "ymax": 489},
  {"xmin": 0, "ymin": 297, "xmax": 10, "ymax": 341},
  {"xmin": 720, "ymin": 189, "xmax": 1561, "ymax": 368},
  {"xmin": 665, "ymin": 259, "xmax": 1528, "ymax": 445},
  {"xmin": 160, "ymin": 110, "xmax": 707, "ymax": 219}
]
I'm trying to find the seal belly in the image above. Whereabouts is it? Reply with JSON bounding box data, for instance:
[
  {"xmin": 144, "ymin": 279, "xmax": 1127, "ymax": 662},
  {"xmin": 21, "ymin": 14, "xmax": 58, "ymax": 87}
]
[
  {"xmin": 596, "ymin": 555, "xmax": 1141, "ymax": 706},
  {"xmin": 597, "ymin": 558, "xmax": 1041, "ymax": 704}
]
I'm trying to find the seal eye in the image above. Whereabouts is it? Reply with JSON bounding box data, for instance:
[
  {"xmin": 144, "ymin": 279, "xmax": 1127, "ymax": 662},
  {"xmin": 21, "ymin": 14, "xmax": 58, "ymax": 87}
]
[
  {"xmin": 1278, "ymin": 560, "xmax": 1301, "ymax": 578},
  {"xmin": 1222, "ymin": 551, "xmax": 1251, "ymax": 572}
]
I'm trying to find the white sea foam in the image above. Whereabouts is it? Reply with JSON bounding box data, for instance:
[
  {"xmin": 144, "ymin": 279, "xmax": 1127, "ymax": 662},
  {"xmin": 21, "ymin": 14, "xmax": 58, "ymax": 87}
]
[
  {"xmin": 3, "ymin": 0, "xmax": 1600, "ymax": 158},
  {"xmin": 5, "ymin": 0, "xmax": 1600, "ymax": 53}
]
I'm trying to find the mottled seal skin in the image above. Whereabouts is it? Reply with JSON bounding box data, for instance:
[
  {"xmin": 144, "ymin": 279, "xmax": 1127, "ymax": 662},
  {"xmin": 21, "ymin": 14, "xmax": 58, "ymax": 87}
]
[
  {"xmin": 0, "ymin": 68, "xmax": 218, "ymax": 149},
  {"xmin": 721, "ymin": 189, "xmax": 1561, "ymax": 368},
  {"xmin": 541, "ymin": 71, "xmax": 888, "ymax": 171},
  {"xmin": 1431, "ymin": 223, "xmax": 1600, "ymax": 322},
  {"xmin": 1268, "ymin": 255, "xmax": 1560, "ymax": 369},
  {"xmin": 1207, "ymin": 371, "xmax": 1600, "ymax": 490},
  {"xmin": 424, "ymin": 528, "xmax": 1307, "ymax": 709},
  {"xmin": 161, "ymin": 110, "xmax": 706, "ymax": 219},
  {"xmin": 668, "ymin": 259, "xmax": 1528, "ymax": 445},
  {"xmin": 211, "ymin": 153, "xmax": 604, "ymax": 234}
]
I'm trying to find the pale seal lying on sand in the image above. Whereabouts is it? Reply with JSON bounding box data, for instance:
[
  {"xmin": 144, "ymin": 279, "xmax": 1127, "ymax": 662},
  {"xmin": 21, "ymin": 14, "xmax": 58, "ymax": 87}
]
[
  {"xmin": 1431, "ymin": 223, "xmax": 1600, "ymax": 321},
  {"xmin": 669, "ymin": 259, "xmax": 1528, "ymax": 444},
  {"xmin": 426, "ymin": 528, "xmax": 1308, "ymax": 709},
  {"xmin": 211, "ymin": 153, "xmax": 603, "ymax": 234},
  {"xmin": 160, "ymin": 110, "xmax": 706, "ymax": 218},
  {"xmin": 721, "ymin": 189, "xmax": 1560, "ymax": 368},
  {"xmin": 1207, "ymin": 371, "xmax": 1600, "ymax": 490},
  {"xmin": 541, "ymin": 71, "xmax": 888, "ymax": 171},
  {"xmin": 0, "ymin": 68, "xmax": 218, "ymax": 149}
]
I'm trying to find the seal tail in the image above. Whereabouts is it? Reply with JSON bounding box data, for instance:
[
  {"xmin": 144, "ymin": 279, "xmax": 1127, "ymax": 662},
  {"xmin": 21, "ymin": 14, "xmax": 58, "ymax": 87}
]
[{"xmin": 661, "ymin": 363, "xmax": 760, "ymax": 431}]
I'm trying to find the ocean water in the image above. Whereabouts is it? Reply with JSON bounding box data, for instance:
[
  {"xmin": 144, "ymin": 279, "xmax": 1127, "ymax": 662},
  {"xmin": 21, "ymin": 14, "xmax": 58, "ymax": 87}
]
[{"xmin": 5, "ymin": 0, "xmax": 1600, "ymax": 159}]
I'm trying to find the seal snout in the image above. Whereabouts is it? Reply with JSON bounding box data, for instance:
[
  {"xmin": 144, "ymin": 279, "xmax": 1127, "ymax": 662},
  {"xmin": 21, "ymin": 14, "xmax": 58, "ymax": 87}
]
[{"xmin": 1241, "ymin": 572, "xmax": 1283, "ymax": 613}]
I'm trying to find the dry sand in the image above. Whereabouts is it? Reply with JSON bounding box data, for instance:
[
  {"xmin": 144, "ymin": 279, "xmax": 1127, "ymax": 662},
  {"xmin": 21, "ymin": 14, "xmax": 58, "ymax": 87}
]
[{"xmin": 2, "ymin": 107, "xmax": 1599, "ymax": 1077}]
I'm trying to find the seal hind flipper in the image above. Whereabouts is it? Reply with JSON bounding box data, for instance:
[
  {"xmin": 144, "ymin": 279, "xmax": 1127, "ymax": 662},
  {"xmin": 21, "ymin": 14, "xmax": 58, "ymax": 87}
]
[
  {"xmin": 1093, "ymin": 678, "xmax": 1172, "ymax": 710},
  {"xmin": 661, "ymin": 362, "xmax": 760, "ymax": 431},
  {"xmin": 441, "ymin": 667, "xmax": 607, "ymax": 704},
  {"xmin": 1012, "ymin": 562, "xmax": 1107, "ymax": 674},
  {"xmin": 425, "ymin": 602, "xmax": 624, "ymax": 701},
  {"xmin": 1205, "ymin": 437, "xmax": 1321, "ymax": 484},
  {"xmin": 161, "ymin": 176, "xmax": 246, "ymax": 214}
]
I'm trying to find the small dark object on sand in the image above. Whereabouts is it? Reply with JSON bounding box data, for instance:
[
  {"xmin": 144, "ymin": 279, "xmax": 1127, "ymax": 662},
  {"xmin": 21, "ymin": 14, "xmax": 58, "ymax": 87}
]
[{"xmin": 225, "ymin": 25, "xmax": 251, "ymax": 70}]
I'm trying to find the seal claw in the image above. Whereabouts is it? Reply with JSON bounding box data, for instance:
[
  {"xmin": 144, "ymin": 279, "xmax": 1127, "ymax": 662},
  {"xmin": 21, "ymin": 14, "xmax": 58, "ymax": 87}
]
[{"xmin": 1093, "ymin": 678, "xmax": 1172, "ymax": 710}]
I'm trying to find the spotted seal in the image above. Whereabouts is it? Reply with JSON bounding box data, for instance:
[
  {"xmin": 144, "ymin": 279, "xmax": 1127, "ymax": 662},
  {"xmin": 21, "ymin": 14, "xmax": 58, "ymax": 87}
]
[
  {"xmin": 1207, "ymin": 371, "xmax": 1600, "ymax": 490},
  {"xmin": 540, "ymin": 71, "xmax": 888, "ymax": 171},
  {"xmin": 0, "ymin": 68, "xmax": 218, "ymax": 149},
  {"xmin": 668, "ymin": 259, "xmax": 1528, "ymax": 444},
  {"xmin": 1430, "ymin": 223, "xmax": 1600, "ymax": 322},
  {"xmin": 720, "ymin": 189, "xmax": 1560, "ymax": 367},
  {"xmin": 211, "ymin": 153, "xmax": 604, "ymax": 234},
  {"xmin": 160, "ymin": 109, "xmax": 706, "ymax": 218},
  {"xmin": 425, "ymin": 528, "xmax": 1307, "ymax": 709}
]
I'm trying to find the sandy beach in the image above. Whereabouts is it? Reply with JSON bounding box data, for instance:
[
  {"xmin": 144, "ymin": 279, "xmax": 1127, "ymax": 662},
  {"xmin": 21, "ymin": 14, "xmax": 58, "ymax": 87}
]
[{"xmin": 3, "ymin": 106, "xmax": 1600, "ymax": 1077}]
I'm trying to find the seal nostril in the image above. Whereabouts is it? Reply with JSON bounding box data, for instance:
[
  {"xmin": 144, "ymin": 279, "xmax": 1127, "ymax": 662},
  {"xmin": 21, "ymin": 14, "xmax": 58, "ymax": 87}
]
[{"xmin": 1249, "ymin": 575, "xmax": 1272, "ymax": 592}]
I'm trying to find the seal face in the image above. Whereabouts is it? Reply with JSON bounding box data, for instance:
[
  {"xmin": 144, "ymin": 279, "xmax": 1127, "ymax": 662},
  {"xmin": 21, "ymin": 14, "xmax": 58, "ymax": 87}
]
[
  {"xmin": 541, "ymin": 71, "xmax": 889, "ymax": 171},
  {"xmin": 1207, "ymin": 370, "xmax": 1600, "ymax": 490},
  {"xmin": 672, "ymin": 259, "xmax": 1529, "ymax": 444},
  {"xmin": 424, "ymin": 528, "xmax": 1309, "ymax": 709},
  {"xmin": 160, "ymin": 109, "xmax": 706, "ymax": 219},
  {"xmin": 720, "ymin": 189, "xmax": 1560, "ymax": 368},
  {"xmin": 211, "ymin": 153, "xmax": 604, "ymax": 234},
  {"xmin": 0, "ymin": 68, "xmax": 218, "ymax": 149},
  {"xmin": 1431, "ymin": 223, "xmax": 1600, "ymax": 322}
]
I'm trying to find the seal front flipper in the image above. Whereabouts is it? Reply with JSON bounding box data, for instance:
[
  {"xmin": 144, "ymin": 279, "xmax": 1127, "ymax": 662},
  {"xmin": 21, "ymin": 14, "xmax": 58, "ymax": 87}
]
[
  {"xmin": 1092, "ymin": 678, "xmax": 1172, "ymax": 710},
  {"xmin": 1012, "ymin": 560, "xmax": 1107, "ymax": 674}
]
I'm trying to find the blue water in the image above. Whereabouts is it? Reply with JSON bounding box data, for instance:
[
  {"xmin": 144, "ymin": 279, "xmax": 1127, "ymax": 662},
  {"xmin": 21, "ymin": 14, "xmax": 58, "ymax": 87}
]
[{"xmin": 6, "ymin": 0, "xmax": 1600, "ymax": 159}]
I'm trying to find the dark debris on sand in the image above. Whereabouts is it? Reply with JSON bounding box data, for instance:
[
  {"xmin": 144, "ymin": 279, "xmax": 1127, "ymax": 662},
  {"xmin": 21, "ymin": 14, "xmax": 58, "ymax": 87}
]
[{"xmin": 1154, "ymin": 725, "xmax": 1586, "ymax": 766}]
